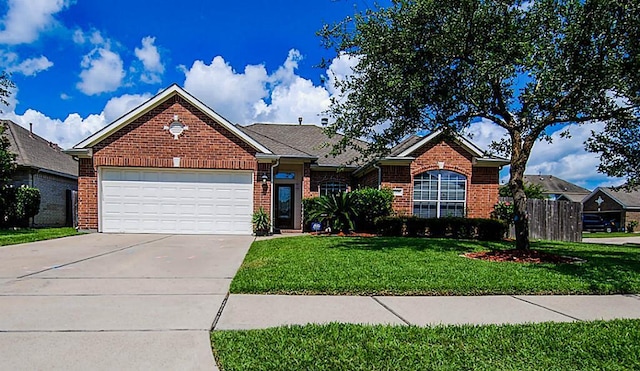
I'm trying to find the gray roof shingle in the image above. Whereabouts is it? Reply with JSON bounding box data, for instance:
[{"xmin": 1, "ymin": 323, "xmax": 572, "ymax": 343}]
[
  {"xmin": 2, "ymin": 120, "xmax": 78, "ymax": 178},
  {"xmin": 523, "ymin": 175, "xmax": 590, "ymax": 195},
  {"xmin": 599, "ymin": 187, "xmax": 640, "ymax": 209},
  {"xmin": 238, "ymin": 123, "xmax": 368, "ymax": 167}
]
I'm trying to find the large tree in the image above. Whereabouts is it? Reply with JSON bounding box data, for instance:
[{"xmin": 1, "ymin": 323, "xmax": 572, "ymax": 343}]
[{"xmin": 320, "ymin": 0, "xmax": 640, "ymax": 249}]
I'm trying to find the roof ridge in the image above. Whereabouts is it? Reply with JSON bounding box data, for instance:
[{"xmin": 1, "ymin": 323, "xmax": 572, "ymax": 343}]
[{"xmin": 242, "ymin": 126, "xmax": 316, "ymax": 157}]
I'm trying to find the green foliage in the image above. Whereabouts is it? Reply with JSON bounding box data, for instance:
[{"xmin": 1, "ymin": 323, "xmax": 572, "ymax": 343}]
[
  {"xmin": 320, "ymin": 0, "xmax": 640, "ymax": 249},
  {"xmin": 251, "ymin": 207, "xmax": 271, "ymax": 235},
  {"xmin": 499, "ymin": 183, "xmax": 547, "ymax": 199},
  {"xmin": 2, "ymin": 186, "xmax": 41, "ymax": 227},
  {"xmin": 491, "ymin": 201, "xmax": 515, "ymax": 224},
  {"xmin": 213, "ymin": 320, "xmax": 640, "ymax": 371},
  {"xmin": 351, "ymin": 187, "xmax": 393, "ymax": 232},
  {"xmin": 627, "ymin": 220, "xmax": 639, "ymax": 233},
  {"xmin": 374, "ymin": 216, "xmax": 506, "ymax": 241},
  {"xmin": 305, "ymin": 192, "xmax": 357, "ymax": 233},
  {"xmin": 231, "ymin": 236, "xmax": 640, "ymax": 295}
]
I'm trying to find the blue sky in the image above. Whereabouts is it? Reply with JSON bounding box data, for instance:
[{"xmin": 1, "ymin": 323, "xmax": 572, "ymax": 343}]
[{"xmin": 0, "ymin": 0, "xmax": 623, "ymax": 190}]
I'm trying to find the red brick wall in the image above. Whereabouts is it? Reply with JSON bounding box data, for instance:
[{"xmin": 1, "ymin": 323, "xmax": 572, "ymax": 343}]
[
  {"xmin": 77, "ymin": 95, "xmax": 260, "ymax": 230},
  {"xmin": 255, "ymin": 163, "xmax": 272, "ymax": 215},
  {"xmin": 302, "ymin": 163, "xmax": 312, "ymax": 198},
  {"xmin": 379, "ymin": 138, "xmax": 499, "ymax": 218},
  {"xmin": 308, "ymin": 170, "xmax": 353, "ymax": 198},
  {"xmin": 358, "ymin": 168, "xmax": 379, "ymax": 189}
]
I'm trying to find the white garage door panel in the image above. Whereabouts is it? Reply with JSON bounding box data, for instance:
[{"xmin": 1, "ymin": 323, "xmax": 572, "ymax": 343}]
[{"xmin": 101, "ymin": 168, "xmax": 253, "ymax": 234}]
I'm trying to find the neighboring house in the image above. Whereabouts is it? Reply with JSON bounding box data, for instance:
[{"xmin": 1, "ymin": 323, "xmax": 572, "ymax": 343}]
[
  {"xmin": 583, "ymin": 187, "xmax": 640, "ymax": 230},
  {"xmin": 2, "ymin": 120, "xmax": 78, "ymax": 227},
  {"xmin": 66, "ymin": 84, "xmax": 508, "ymax": 235},
  {"xmin": 522, "ymin": 174, "xmax": 591, "ymax": 202}
]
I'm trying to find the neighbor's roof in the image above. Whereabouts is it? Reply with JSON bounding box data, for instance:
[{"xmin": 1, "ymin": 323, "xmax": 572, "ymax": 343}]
[
  {"xmin": 238, "ymin": 123, "xmax": 368, "ymax": 167},
  {"xmin": 596, "ymin": 187, "xmax": 640, "ymax": 209},
  {"xmin": 2, "ymin": 120, "xmax": 78, "ymax": 178},
  {"xmin": 524, "ymin": 175, "xmax": 590, "ymax": 195}
]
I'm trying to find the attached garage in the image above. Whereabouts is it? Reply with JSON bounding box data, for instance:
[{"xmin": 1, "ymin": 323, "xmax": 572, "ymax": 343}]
[{"xmin": 100, "ymin": 168, "xmax": 253, "ymax": 234}]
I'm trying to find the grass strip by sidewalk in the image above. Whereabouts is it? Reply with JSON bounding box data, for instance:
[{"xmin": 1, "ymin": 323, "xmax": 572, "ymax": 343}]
[
  {"xmin": 212, "ymin": 320, "xmax": 640, "ymax": 371},
  {"xmin": 0, "ymin": 227, "xmax": 79, "ymax": 246},
  {"xmin": 230, "ymin": 236, "xmax": 640, "ymax": 295}
]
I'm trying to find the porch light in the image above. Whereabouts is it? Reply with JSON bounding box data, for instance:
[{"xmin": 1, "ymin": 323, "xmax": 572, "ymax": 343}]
[{"xmin": 261, "ymin": 173, "xmax": 269, "ymax": 183}]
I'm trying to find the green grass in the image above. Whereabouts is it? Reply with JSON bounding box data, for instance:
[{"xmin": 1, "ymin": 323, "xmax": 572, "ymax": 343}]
[
  {"xmin": 212, "ymin": 320, "xmax": 640, "ymax": 371},
  {"xmin": 583, "ymin": 232, "xmax": 639, "ymax": 238},
  {"xmin": 230, "ymin": 236, "xmax": 640, "ymax": 295},
  {"xmin": 0, "ymin": 227, "xmax": 79, "ymax": 246}
]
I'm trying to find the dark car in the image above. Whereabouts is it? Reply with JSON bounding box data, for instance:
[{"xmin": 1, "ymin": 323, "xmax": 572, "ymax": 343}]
[{"xmin": 582, "ymin": 214, "xmax": 617, "ymax": 233}]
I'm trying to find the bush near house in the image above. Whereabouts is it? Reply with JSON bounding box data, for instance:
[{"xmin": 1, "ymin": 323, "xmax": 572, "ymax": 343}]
[
  {"xmin": 303, "ymin": 188, "xmax": 393, "ymax": 232},
  {"xmin": 375, "ymin": 216, "xmax": 506, "ymax": 241},
  {"xmin": 1, "ymin": 185, "xmax": 41, "ymax": 227}
]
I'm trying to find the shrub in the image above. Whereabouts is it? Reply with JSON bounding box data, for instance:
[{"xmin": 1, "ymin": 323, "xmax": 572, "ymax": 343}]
[
  {"xmin": 405, "ymin": 216, "xmax": 427, "ymax": 237},
  {"xmin": 374, "ymin": 216, "xmax": 506, "ymax": 241},
  {"xmin": 374, "ymin": 216, "xmax": 404, "ymax": 236},
  {"xmin": 302, "ymin": 197, "xmax": 322, "ymax": 231},
  {"xmin": 1, "ymin": 185, "xmax": 40, "ymax": 227},
  {"xmin": 252, "ymin": 207, "xmax": 271, "ymax": 235},
  {"xmin": 351, "ymin": 187, "xmax": 393, "ymax": 232},
  {"xmin": 476, "ymin": 219, "xmax": 508, "ymax": 241},
  {"xmin": 627, "ymin": 220, "xmax": 639, "ymax": 233},
  {"xmin": 305, "ymin": 192, "xmax": 357, "ymax": 233},
  {"xmin": 491, "ymin": 201, "xmax": 514, "ymax": 225}
]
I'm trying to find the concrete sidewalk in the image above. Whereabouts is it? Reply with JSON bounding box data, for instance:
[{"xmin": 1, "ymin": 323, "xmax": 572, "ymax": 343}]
[{"xmin": 215, "ymin": 294, "xmax": 640, "ymax": 330}]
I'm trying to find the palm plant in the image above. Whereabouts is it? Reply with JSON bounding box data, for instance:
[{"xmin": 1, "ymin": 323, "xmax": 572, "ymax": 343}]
[{"xmin": 306, "ymin": 192, "xmax": 357, "ymax": 233}]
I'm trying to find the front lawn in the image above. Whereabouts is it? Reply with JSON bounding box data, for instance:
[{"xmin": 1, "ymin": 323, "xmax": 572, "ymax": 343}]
[
  {"xmin": 212, "ymin": 320, "xmax": 640, "ymax": 371},
  {"xmin": 230, "ymin": 236, "xmax": 640, "ymax": 295},
  {"xmin": 0, "ymin": 227, "xmax": 79, "ymax": 246}
]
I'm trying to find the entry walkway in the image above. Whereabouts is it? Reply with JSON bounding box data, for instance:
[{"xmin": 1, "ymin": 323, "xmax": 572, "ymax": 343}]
[{"xmin": 215, "ymin": 293, "xmax": 640, "ymax": 330}]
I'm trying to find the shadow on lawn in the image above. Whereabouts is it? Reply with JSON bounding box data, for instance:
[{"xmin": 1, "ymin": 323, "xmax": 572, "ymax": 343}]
[
  {"xmin": 330, "ymin": 237, "xmax": 507, "ymax": 253},
  {"xmin": 529, "ymin": 242, "xmax": 640, "ymax": 293}
]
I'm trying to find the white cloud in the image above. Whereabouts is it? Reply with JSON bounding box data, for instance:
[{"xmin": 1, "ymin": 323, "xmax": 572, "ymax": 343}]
[
  {"xmin": 60, "ymin": 92, "xmax": 71, "ymax": 100},
  {"xmin": 182, "ymin": 49, "xmax": 340, "ymax": 124},
  {"xmin": 325, "ymin": 52, "xmax": 359, "ymax": 97},
  {"xmin": 102, "ymin": 93, "xmax": 151, "ymax": 123},
  {"xmin": 463, "ymin": 119, "xmax": 623, "ymax": 190},
  {"xmin": 0, "ymin": 0, "xmax": 70, "ymax": 45},
  {"xmin": 77, "ymin": 48, "xmax": 125, "ymax": 95},
  {"xmin": 134, "ymin": 36, "xmax": 164, "ymax": 84},
  {"xmin": 0, "ymin": 90, "xmax": 158, "ymax": 149},
  {"xmin": 6, "ymin": 55, "xmax": 53, "ymax": 76}
]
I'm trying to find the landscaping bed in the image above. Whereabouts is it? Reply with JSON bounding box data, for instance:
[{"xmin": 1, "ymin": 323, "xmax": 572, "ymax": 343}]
[
  {"xmin": 230, "ymin": 236, "xmax": 640, "ymax": 295},
  {"xmin": 0, "ymin": 227, "xmax": 79, "ymax": 246},
  {"xmin": 212, "ymin": 319, "xmax": 640, "ymax": 371}
]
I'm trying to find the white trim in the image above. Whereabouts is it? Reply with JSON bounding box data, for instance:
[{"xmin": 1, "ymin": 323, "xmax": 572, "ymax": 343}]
[
  {"xmin": 97, "ymin": 167, "xmax": 102, "ymax": 232},
  {"xmin": 397, "ymin": 130, "xmax": 485, "ymax": 158},
  {"xmin": 73, "ymin": 84, "xmax": 272, "ymax": 154}
]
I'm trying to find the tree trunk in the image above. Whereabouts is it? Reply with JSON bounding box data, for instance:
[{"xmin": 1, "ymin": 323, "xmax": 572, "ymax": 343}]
[{"xmin": 509, "ymin": 154, "xmax": 530, "ymax": 250}]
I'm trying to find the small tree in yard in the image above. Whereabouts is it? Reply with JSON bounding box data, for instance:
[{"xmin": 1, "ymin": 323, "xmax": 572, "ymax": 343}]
[
  {"xmin": 320, "ymin": 0, "xmax": 640, "ymax": 250},
  {"xmin": 0, "ymin": 72, "xmax": 16, "ymax": 223}
]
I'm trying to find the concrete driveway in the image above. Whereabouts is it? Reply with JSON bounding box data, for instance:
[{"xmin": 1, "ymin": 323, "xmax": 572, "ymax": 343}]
[{"xmin": 0, "ymin": 233, "xmax": 253, "ymax": 371}]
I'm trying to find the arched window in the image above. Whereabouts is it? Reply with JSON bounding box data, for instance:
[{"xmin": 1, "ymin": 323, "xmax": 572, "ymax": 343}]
[
  {"xmin": 413, "ymin": 170, "xmax": 466, "ymax": 218},
  {"xmin": 320, "ymin": 181, "xmax": 348, "ymax": 196}
]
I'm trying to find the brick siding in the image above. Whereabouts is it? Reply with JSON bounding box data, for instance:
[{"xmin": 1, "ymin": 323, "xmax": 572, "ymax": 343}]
[
  {"xmin": 77, "ymin": 96, "xmax": 261, "ymax": 230},
  {"xmin": 308, "ymin": 170, "xmax": 353, "ymax": 198}
]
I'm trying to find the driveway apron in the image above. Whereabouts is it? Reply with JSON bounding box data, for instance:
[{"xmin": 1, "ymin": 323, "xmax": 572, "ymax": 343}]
[{"xmin": 0, "ymin": 233, "xmax": 253, "ymax": 371}]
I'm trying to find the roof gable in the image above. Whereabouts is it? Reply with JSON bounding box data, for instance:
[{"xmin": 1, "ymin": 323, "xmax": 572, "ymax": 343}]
[
  {"xmin": 2, "ymin": 120, "xmax": 78, "ymax": 177},
  {"xmin": 523, "ymin": 175, "xmax": 590, "ymax": 194},
  {"xmin": 392, "ymin": 130, "xmax": 485, "ymax": 158},
  {"xmin": 589, "ymin": 187, "xmax": 640, "ymax": 209},
  {"xmin": 72, "ymin": 84, "xmax": 271, "ymax": 154}
]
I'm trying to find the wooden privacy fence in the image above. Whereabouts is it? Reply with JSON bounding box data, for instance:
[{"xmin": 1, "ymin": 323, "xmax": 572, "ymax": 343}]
[{"xmin": 499, "ymin": 197, "xmax": 583, "ymax": 242}]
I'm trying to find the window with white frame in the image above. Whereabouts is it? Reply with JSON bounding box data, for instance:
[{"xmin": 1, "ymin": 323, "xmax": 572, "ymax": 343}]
[
  {"xmin": 413, "ymin": 170, "xmax": 466, "ymax": 218},
  {"xmin": 319, "ymin": 181, "xmax": 348, "ymax": 196}
]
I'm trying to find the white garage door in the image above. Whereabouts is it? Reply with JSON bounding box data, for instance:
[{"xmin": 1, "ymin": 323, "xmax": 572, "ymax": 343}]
[{"xmin": 100, "ymin": 168, "xmax": 253, "ymax": 234}]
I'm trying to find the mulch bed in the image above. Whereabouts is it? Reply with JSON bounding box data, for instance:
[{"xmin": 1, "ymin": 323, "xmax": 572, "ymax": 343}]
[
  {"xmin": 310, "ymin": 231, "xmax": 377, "ymax": 237},
  {"xmin": 464, "ymin": 249, "xmax": 585, "ymax": 264}
]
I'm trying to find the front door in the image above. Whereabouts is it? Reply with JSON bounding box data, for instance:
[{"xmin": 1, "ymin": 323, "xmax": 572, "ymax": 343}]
[{"xmin": 275, "ymin": 184, "xmax": 294, "ymax": 229}]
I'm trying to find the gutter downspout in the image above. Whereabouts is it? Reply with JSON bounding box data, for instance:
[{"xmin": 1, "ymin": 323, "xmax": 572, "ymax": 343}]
[
  {"xmin": 270, "ymin": 158, "xmax": 280, "ymax": 234},
  {"xmin": 373, "ymin": 163, "xmax": 382, "ymax": 190}
]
